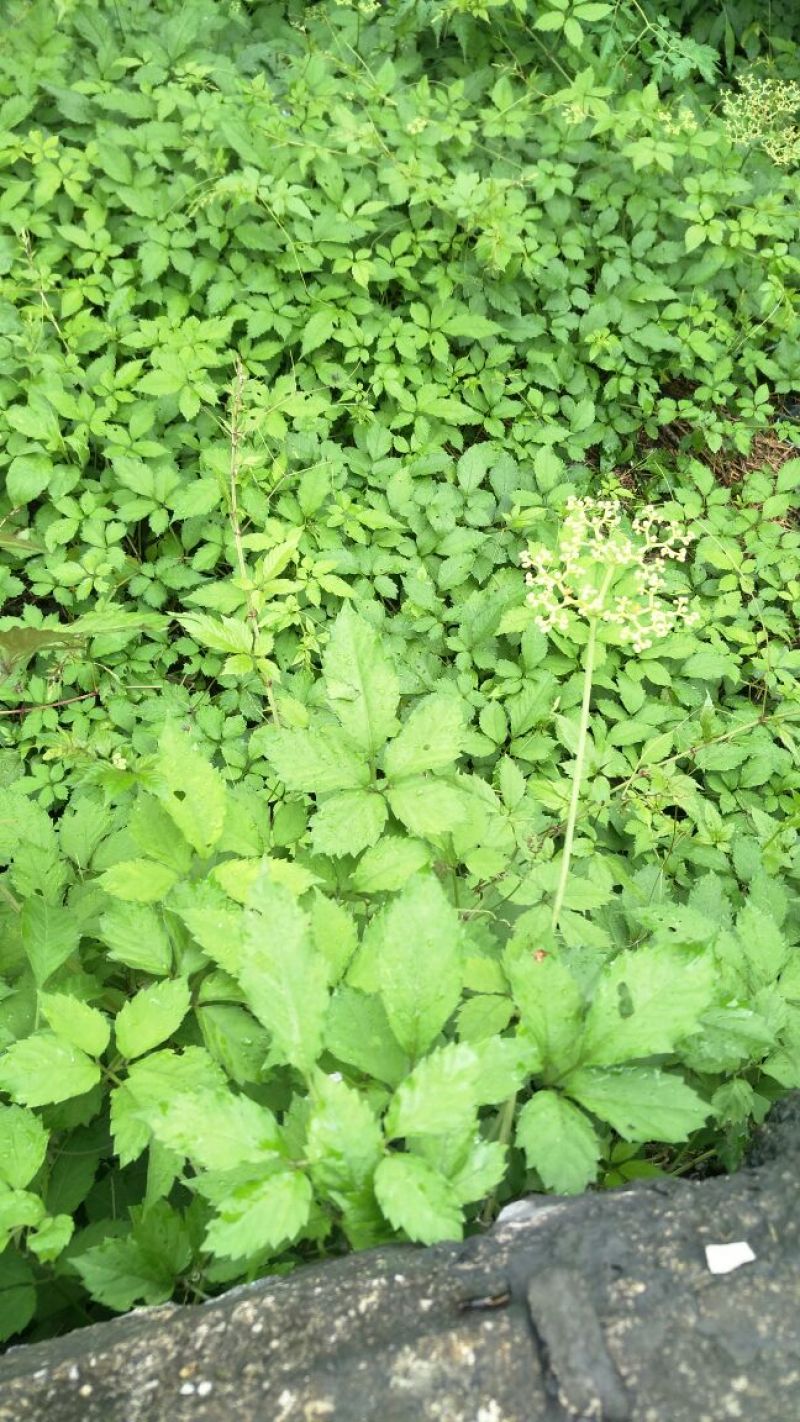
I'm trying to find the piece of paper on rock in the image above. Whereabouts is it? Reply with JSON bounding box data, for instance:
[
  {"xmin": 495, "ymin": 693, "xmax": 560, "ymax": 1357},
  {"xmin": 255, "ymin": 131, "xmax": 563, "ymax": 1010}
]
[{"xmin": 705, "ymin": 1242, "xmax": 756, "ymax": 1275}]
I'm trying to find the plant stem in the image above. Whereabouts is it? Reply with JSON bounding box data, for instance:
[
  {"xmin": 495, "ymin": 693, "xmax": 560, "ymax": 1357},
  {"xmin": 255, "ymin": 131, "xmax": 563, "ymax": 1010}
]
[{"xmin": 551, "ymin": 617, "xmax": 598, "ymax": 933}]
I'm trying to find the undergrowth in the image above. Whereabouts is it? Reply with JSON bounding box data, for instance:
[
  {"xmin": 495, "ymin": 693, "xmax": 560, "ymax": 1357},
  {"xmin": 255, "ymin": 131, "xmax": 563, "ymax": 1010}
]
[{"xmin": 0, "ymin": 0, "xmax": 799, "ymax": 1346}]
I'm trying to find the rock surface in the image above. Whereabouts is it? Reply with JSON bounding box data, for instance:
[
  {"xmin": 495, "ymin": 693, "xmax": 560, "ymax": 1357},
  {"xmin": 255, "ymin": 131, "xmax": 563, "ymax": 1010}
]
[{"xmin": 2, "ymin": 1095, "xmax": 799, "ymax": 1422}]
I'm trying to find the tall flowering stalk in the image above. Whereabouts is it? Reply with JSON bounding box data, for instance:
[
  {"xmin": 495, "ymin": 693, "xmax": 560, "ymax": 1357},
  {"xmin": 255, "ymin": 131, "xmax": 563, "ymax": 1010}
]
[{"xmin": 521, "ymin": 497, "xmax": 700, "ymax": 933}]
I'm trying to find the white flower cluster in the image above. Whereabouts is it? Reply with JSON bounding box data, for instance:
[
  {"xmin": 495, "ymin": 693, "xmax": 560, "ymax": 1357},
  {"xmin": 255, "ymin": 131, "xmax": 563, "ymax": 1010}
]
[{"xmin": 520, "ymin": 496, "xmax": 700, "ymax": 653}]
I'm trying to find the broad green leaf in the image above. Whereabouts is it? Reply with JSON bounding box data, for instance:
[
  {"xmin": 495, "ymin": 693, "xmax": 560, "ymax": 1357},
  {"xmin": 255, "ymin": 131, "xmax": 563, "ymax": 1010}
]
[
  {"xmin": 306, "ymin": 1073, "xmax": 383, "ymax": 1195},
  {"xmin": 324, "ymin": 987, "xmax": 410, "ymax": 1086},
  {"xmin": 505, "ymin": 951, "xmax": 583, "ymax": 1075},
  {"xmin": 0, "ymin": 1253, "xmax": 36, "ymax": 1343},
  {"xmin": 197, "ymin": 1004, "xmax": 271, "ymax": 1085},
  {"xmin": 170, "ymin": 880, "xmax": 244, "ymax": 974},
  {"xmin": 239, "ymin": 878, "xmax": 329, "ymax": 1073},
  {"xmin": 259, "ymin": 725, "xmax": 368, "ymax": 793},
  {"xmin": 301, "ymin": 309, "xmax": 335, "ymax": 356},
  {"xmin": 386, "ymin": 777, "xmax": 466, "ymax": 836},
  {"xmin": 129, "ymin": 793, "xmax": 192, "ymax": 875},
  {"xmin": 457, "ymin": 995, "xmax": 514, "ymax": 1043},
  {"xmin": 154, "ymin": 723, "xmax": 227, "ymax": 857},
  {"xmin": 0, "ymin": 1187, "xmax": 44, "ymax": 1248},
  {"xmin": 200, "ymin": 1167, "xmax": 313, "ymax": 1260},
  {"xmin": 72, "ymin": 1236, "xmax": 174, "ymax": 1312},
  {"xmin": 0, "ymin": 1104, "xmax": 48, "ymax": 1189},
  {"xmin": 385, "ymin": 1042, "xmax": 480, "ymax": 1139},
  {"xmin": 384, "ymin": 695, "xmax": 466, "ymax": 779},
  {"xmin": 99, "ymin": 902, "xmax": 173, "ymax": 976},
  {"xmin": 471, "ymin": 1033, "xmax": 539, "ymax": 1103},
  {"xmin": 99, "ymin": 859, "xmax": 178, "ymax": 903},
  {"xmin": 0, "ymin": 1032, "xmax": 100, "ymax": 1107},
  {"xmin": 736, "ymin": 903, "xmax": 791, "ymax": 985},
  {"xmin": 146, "ymin": 1088, "xmax": 281, "ymax": 1170},
  {"xmin": 26, "ymin": 1213, "xmax": 74, "ymax": 1262},
  {"xmin": 374, "ymin": 1154, "xmax": 462, "ymax": 1244},
  {"xmin": 323, "ymin": 606, "xmax": 399, "ymax": 755},
  {"xmin": 7, "ymin": 454, "xmax": 52, "ymax": 504},
  {"xmin": 311, "ymin": 789, "xmax": 388, "ymax": 857},
  {"xmin": 564, "ymin": 1067, "xmax": 710, "ymax": 1142},
  {"xmin": 580, "ymin": 946, "xmax": 715, "ymax": 1067},
  {"xmin": 20, "ymin": 898, "xmax": 80, "ymax": 987},
  {"xmin": 516, "ymin": 1091, "xmax": 601, "ymax": 1194},
  {"xmin": 115, "ymin": 978, "xmax": 191, "ymax": 1061},
  {"xmin": 350, "ymin": 835, "xmax": 431, "ymax": 893},
  {"xmin": 376, "ymin": 875, "xmax": 463, "ymax": 1060},
  {"xmin": 39, "ymin": 993, "xmax": 110, "ymax": 1058},
  {"xmin": 449, "ymin": 1136, "xmax": 507, "ymax": 1205},
  {"xmin": 310, "ymin": 894, "xmax": 358, "ymax": 985}
]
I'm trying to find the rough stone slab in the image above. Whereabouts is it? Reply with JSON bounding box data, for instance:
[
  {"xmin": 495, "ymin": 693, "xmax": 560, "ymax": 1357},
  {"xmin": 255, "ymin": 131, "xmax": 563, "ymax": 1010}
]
[{"xmin": 1, "ymin": 1095, "xmax": 799, "ymax": 1422}]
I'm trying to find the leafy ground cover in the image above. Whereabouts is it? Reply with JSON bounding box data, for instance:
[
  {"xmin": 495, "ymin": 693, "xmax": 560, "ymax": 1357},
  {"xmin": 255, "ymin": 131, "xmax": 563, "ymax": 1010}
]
[{"xmin": 0, "ymin": 0, "xmax": 799, "ymax": 1345}]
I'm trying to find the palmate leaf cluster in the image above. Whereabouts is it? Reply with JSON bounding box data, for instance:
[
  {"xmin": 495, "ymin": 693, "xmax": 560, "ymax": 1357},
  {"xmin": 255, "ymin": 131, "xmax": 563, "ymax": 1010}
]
[{"xmin": 0, "ymin": 0, "xmax": 799, "ymax": 1347}]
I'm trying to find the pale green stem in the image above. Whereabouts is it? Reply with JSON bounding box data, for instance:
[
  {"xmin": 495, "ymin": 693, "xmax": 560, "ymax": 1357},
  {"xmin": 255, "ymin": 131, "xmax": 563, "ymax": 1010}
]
[{"xmin": 550, "ymin": 568, "xmax": 615, "ymax": 935}]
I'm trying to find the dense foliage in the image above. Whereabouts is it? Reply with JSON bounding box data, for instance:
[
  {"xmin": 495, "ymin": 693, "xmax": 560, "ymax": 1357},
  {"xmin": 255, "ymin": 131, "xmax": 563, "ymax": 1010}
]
[{"xmin": 0, "ymin": 0, "xmax": 799, "ymax": 1345}]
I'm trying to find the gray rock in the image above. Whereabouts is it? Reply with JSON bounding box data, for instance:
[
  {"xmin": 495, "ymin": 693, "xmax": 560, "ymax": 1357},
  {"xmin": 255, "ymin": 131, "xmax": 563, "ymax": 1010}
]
[{"xmin": 2, "ymin": 1095, "xmax": 799, "ymax": 1422}]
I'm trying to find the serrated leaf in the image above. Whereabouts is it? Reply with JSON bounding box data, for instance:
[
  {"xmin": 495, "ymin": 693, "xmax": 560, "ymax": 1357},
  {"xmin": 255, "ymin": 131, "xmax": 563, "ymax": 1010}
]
[
  {"xmin": 0, "ymin": 1033, "xmax": 100, "ymax": 1107},
  {"xmin": 26, "ymin": 1212, "xmax": 74, "ymax": 1263},
  {"xmin": 376, "ymin": 875, "xmax": 463, "ymax": 1060},
  {"xmin": 311, "ymin": 789, "xmax": 387, "ymax": 857},
  {"xmin": 258, "ymin": 724, "xmax": 368, "ymax": 793},
  {"xmin": 449, "ymin": 1136, "xmax": 506, "ymax": 1205},
  {"xmin": 115, "ymin": 979, "xmax": 191, "ymax": 1061},
  {"xmin": 385, "ymin": 1042, "xmax": 480, "ymax": 1139},
  {"xmin": 200, "ymin": 1167, "xmax": 313, "ymax": 1260},
  {"xmin": 99, "ymin": 902, "xmax": 173, "ymax": 976},
  {"xmin": 324, "ymin": 987, "xmax": 410, "ymax": 1086},
  {"xmin": 323, "ymin": 606, "xmax": 399, "ymax": 756},
  {"xmin": 564, "ymin": 1067, "xmax": 710, "ymax": 1141},
  {"xmin": 39, "ymin": 993, "xmax": 110, "ymax": 1057},
  {"xmin": 350, "ymin": 834, "xmax": 431, "ymax": 892},
  {"xmin": 0, "ymin": 1104, "xmax": 48, "ymax": 1189},
  {"xmin": 239, "ymin": 877, "xmax": 328, "ymax": 1073},
  {"xmin": 310, "ymin": 894, "xmax": 358, "ymax": 985},
  {"xmin": 580, "ymin": 946, "xmax": 715, "ymax": 1067},
  {"xmin": 72, "ymin": 1236, "xmax": 174, "ymax": 1312},
  {"xmin": 457, "ymin": 994, "xmax": 514, "ymax": 1043},
  {"xmin": 301, "ymin": 309, "xmax": 335, "ymax": 356},
  {"xmin": 306, "ymin": 1073, "xmax": 383, "ymax": 1196},
  {"xmin": 0, "ymin": 1253, "xmax": 36, "ymax": 1343},
  {"xmin": 146, "ymin": 1088, "xmax": 281, "ymax": 1170},
  {"xmin": 383, "ymin": 695, "xmax": 465, "ymax": 779},
  {"xmin": 386, "ymin": 777, "xmax": 466, "ymax": 836},
  {"xmin": 99, "ymin": 859, "xmax": 178, "ymax": 903},
  {"xmin": 20, "ymin": 898, "xmax": 80, "ymax": 987},
  {"xmin": 505, "ymin": 951, "xmax": 583, "ymax": 1075},
  {"xmin": 154, "ymin": 723, "xmax": 227, "ymax": 857},
  {"xmin": 516, "ymin": 1091, "xmax": 601, "ymax": 1194},
  {"xmin": 374, "ymin": 1154, "xmax": 462, "ymax": 1244}
]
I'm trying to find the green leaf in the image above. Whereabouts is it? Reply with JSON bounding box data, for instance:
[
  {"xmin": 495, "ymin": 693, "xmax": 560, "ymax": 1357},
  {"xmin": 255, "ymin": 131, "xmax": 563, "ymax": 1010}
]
[
  {"xmin": 374, "ymin": 1154, "xmax": 462, "ymax": 1244},
  {"xmin": 564, "ymin": 1067, "xmax": 710, "ymax": 1142},
  {"xmin": 324, "ymin": 987, "xmax": 410, "ymax": 1087},
  {"xmin": 386, "ymin": 777, "xmax": 466, "ymax": 836},
  {"xmin": 39, "ymin": 993, "xmax": 110, "ymax": 1058},
  {"xmin": 506, "ymin": 951, "xmax": 583, "ymax": 1075},
  {"xmin": 170, "ymin": 881, "xmax": 243, "ymax": 975},
  {"xmin": 376, "ymin": 875, "xmax": 463, "ymax": 1060},
  {"xmin": 146, "ymin": 1088, "xmax": 281, "ymax": 1170},
  {"xmin": 258, "ymin": 725, "xmax": 368, "ymax": 793},
  {"xmin": 385, "ymin": 1042, "xmax": 480, "ymax": 1139},
  {"xmin": 20, "ymin": 898, "xmax": 80, "ymax": 987},
  {"xmin": 7, "ymin": 454, "xmax": 52, "ymax": 504},
  {"xmin": 323, "ymin": 606, "xmax": 399, "ymax": 756},
  {"xmin": 99, "ymin": 859, "xmax": 179, "ymax": 903},
  {"xmin": 306, "ymin": 1073, "xmax": 383, "ymax": 1195},
  {"xmin": 449, "ymin": 1136, "xmax": 506, "ymax": 1205},
  {"xmin": 0, "ymin": 1033, "xmax": 101, "ymax": 1107},
  {"xmin": 115, "ymin": 979, "xmax": 191, "ymax": 1061},
  {"xmin": 200, "ymin": 1167, "xmax": 313, "ymax": 1261},
  {"xmin": 580, "ymin": 947, "xmax": 715, "ymax": 1067},
  {"xmin": 27, "ymin": 1212, "xmax": 74, "ymax": 1263},
  {"xmin": 99, "ymin": 902, "xmax": 173, "ymax": 976},
  {"xmin": 383, "ymin": 695, "xmax": 466, "ymax": 779},
  {"xmin": 154, "ymin": 723, "xmax": 227, "ymax": 857},
  {"xmin": 239, "ymin": 877, "xmax": 329, "ymax": 1073},
  {"xmin": 0, "ymin": 1252, "xmax": 36, "ymax": 1343},
  {"xmin": 72, "ymin": 1236, "xmax": 174, "ymax": 1312},
  {"xmin": 0, "ymin": 1104, "xmax": 48, "ymax": 1189},
  {"xmin": 350, "ymin": 835, "xmax": 431, "ymax": 893},
  {"xmin": 310, "ymin": 894, "xmax": 358, "ymax": 985},
  {"xmin": 311, "ymin": 790, "xmax": 388, "ymax": 857},
  {"xmin": 457, "ymin": 994, "xmax": 514, "ymax": 1043},
  {"xmin": 301, "ymin": 309, "xmax": 336, "ymax": 355},
  {"xmin": 516, "ymin": 1091, "xmax": 601, "ymax": 1194}
]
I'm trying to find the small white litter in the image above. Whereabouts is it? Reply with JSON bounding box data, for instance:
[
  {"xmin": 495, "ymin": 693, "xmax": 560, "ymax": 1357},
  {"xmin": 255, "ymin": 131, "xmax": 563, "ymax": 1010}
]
[{"xmin": 704, "ymin": 1242, "xmax": 756, "ymax": 1275}]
